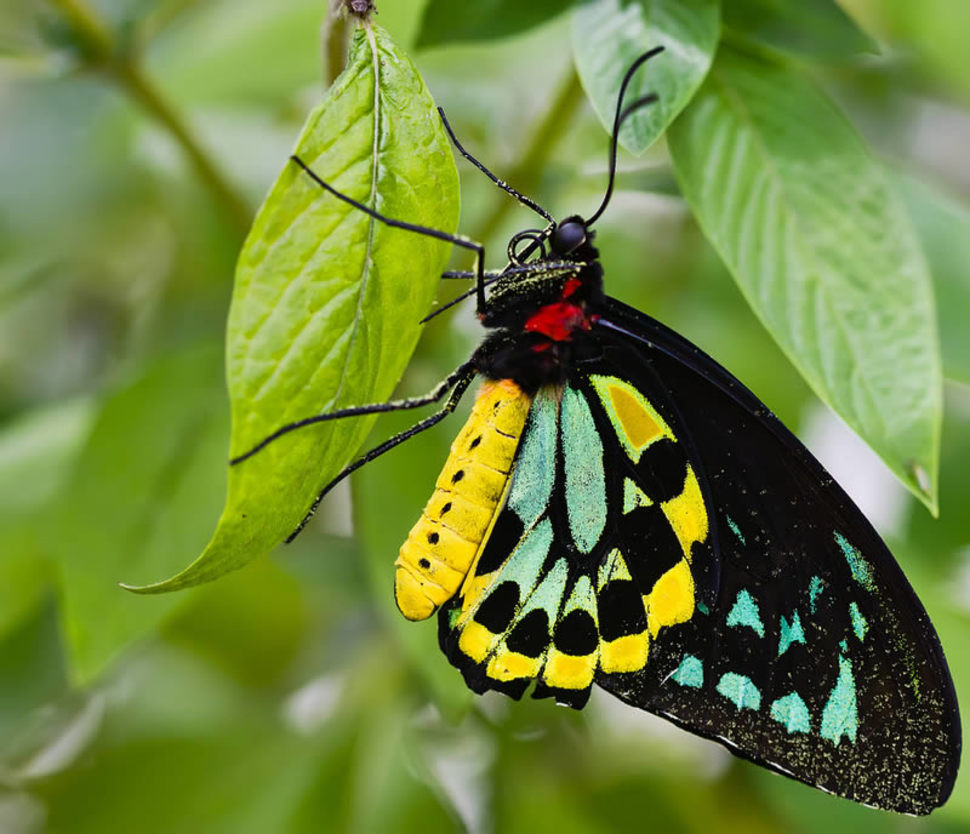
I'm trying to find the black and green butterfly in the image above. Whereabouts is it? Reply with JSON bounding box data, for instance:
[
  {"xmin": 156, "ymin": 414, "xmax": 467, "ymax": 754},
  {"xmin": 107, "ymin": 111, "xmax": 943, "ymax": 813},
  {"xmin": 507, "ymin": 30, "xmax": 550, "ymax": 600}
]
[{"xmin": 234, "ymin": 48, "xmax": 960, "ymax": 815}]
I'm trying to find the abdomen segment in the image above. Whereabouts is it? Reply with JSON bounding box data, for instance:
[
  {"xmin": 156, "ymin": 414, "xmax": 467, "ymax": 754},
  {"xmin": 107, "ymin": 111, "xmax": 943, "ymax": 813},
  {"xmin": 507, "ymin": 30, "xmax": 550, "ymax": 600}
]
[{"xmin": 395, "ymin": 379, "xmax": 531, "ymax": 620}]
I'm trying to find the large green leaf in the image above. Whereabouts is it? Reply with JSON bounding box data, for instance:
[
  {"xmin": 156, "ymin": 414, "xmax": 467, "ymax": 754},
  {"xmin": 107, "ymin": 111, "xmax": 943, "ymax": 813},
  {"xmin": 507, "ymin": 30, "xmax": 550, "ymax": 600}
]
[
  {"xmin": 668, "ymin": 47, "xmax": 942, "ymax": 512},
  {"xmin": 126, "ymin": 25, "xmax": 460, "ymax": 594},
  {"xmin": 895, "ymin": 174, "xmax": 970, "ymax": 385},
  {"xmin": 416, "ymin": 0, "xmax": 569, "ymax": 48},
  {"xmin": 572, "ymin": 0, "xmax": 720, "ymax": 154},
  {"xmin": 723, "ymin": 0, "xmax": 877, "ymax": 59}
]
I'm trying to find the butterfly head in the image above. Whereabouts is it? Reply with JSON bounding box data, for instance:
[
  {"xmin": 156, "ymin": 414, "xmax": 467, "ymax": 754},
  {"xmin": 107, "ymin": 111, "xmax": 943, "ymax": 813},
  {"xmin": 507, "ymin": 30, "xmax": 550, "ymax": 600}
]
[{"xmin": 549, "ymin": 215, "xmax": 589, "ymax": 257}]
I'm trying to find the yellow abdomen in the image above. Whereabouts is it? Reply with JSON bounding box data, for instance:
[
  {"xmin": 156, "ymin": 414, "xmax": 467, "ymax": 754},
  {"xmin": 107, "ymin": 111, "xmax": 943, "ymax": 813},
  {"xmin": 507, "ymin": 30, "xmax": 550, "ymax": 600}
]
[{"xmin": 395, "ymin": 379, "xmax": 531, "ymax": 621}]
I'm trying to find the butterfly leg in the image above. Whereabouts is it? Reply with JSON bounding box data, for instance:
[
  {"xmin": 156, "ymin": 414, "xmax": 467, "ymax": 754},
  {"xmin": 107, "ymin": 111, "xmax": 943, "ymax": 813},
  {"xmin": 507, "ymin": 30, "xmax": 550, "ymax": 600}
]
[
  {"xmin": 289, "ymin": 155, "xmax": 487, "ymax": 308},
  {"xmin": 231, "ymin": 360, "xmax": 478, "ymax": 464},
  {"xmin": 285, "ymin": 366, "xmax": 478, "ymax": 542}
]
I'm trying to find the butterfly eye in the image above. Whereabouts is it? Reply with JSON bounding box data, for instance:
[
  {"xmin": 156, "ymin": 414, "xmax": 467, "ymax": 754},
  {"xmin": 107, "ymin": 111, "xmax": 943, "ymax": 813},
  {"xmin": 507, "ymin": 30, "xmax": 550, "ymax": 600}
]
[{"xmin": 551, "ymin": 218, "xmax": 587, "ymax": 254}]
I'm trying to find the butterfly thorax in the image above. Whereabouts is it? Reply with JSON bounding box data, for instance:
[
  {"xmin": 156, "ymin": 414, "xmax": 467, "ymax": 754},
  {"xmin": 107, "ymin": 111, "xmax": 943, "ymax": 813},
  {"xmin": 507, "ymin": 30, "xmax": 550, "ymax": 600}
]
[{"xmin": 474, "ymin": 219, "xmax": 605, "ymax": 393}]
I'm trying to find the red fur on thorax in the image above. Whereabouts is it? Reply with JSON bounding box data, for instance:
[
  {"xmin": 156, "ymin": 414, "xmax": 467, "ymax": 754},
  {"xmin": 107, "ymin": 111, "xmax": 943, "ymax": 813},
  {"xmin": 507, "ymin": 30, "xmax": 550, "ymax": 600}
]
[{"xmin": 524, "ymin": 301, "xmax": 590, "ymax": 342}]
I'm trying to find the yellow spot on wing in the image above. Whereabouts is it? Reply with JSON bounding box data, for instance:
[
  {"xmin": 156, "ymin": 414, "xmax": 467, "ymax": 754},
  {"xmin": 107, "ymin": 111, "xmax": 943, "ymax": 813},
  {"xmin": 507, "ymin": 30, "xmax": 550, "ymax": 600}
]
[
  {"xmin": 645, "ymin": 559, "xmax": 695, "ymax": 637},
  {"xmin": 590, "ymin": 376, "xmax": 673, "ymax": 462},
  {"xmin": 544, "ymin": 648, "xmax": 596, "ymax": 690},
  {"xmin": 599, "ymin": 633, "xmax": 649, "ymax": 673},
  {"xmin": 661, "ymin": 465, "xmax": 708, "ymax": 559},
  {"xmin": 458, "ymin": 620, "xmax": 497, "ymax": 663},
  {"xmin": 487, "ymin": 650, "xmax": 541, "ymax": 681},
  {"xmin": 610, "ymin": 384, "xmax": 663, "ymax": 450}
]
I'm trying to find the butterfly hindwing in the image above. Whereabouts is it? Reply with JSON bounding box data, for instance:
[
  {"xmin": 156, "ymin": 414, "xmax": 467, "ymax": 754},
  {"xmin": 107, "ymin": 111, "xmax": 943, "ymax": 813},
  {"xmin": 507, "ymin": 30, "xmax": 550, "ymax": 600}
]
[
  {"xmin": 592, "ymin": 299, "xmax": 959, "ymax": 815},
  {"xmin": 438, "ymin": 354, "xmax": 720, "ymax": 709}
]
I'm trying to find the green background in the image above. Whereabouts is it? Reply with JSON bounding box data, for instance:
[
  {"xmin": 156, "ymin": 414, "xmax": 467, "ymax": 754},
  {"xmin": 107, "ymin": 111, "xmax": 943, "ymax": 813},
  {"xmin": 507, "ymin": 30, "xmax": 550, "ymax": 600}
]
[{"xmin": 1, "ymin": 0, "xmax": 968, "ymax": 831}]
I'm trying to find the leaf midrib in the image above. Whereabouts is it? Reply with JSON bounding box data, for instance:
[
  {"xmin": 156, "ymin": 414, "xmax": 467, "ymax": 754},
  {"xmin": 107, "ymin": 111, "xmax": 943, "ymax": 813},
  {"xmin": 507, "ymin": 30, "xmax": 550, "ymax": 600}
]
[{"xmin": 328, "ymin": 24, "xmax": 384, "ymax": 414}]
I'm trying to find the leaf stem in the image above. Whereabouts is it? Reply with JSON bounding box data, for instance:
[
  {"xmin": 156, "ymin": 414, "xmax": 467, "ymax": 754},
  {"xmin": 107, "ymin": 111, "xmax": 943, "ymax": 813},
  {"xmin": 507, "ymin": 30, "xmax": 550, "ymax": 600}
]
[{"xmin": 49, "ymin": 0, "xmax": 252, "ymax": 238}]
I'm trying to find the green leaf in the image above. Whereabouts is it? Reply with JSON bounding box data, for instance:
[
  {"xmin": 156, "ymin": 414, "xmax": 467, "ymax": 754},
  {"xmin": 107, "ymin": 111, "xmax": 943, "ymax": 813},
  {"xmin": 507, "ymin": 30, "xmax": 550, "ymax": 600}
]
[
  {"xmin": 895, "ymin": 174, "xmax": 970, "ymax": 385},
  {"xmin": 572, "ymin": 0, "xmax": 720, "ymax": 154},
  {"xmin": 878, "ymin": 0, "xmax": 970, "ymax": 100},
  {"xmin": 126, "ymin": 25, "xmax": 460, "ymax": 594},
  {"xmin": 416, "ymin": 0, "xmax": 569, "ymax": 48},
  {"xmin": 723, "ymin": 0, "xmax": 877, "ymax": 59},
  {"xmin": 51, "ymin": 345, "xmax": 228, "ymax": 684},
  {"xmin": 668, "ymin": 47, "xmax": 942, "ymax": 512},
  {"xmin": 0, "ymin": 399, "xmax": 95, "ymax": 639}
]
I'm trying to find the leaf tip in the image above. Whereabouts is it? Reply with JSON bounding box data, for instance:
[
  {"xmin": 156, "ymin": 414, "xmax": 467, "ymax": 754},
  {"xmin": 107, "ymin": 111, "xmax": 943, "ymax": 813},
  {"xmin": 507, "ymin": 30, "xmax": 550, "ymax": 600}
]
[{"xmin": 910, "ymin": 460, "xmax": 939, "ymax": 518}]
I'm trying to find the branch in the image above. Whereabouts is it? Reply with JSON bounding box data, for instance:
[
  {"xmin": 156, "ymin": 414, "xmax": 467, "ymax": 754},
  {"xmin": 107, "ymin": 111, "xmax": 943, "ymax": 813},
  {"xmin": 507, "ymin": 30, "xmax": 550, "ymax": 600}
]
[{"xmin": 49, "ymin": 0, "xmax": 251, "ymax": 238}]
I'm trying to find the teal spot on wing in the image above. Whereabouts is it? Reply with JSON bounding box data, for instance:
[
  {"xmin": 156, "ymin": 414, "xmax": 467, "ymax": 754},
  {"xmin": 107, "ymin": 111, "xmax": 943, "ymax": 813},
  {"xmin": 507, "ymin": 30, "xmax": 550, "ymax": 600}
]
[
  {"xmin": 808, "ymin": 575, "xmax": 824, "ymax": 613},
  {"xmin": 563, "ymin": 575, "xmax": 597, "ymax": 621},
  {"xmin": 834, "ymin": 531, "xmax": 875, "ymax": 591},
  {"xmin": 839, "ymin": 639, "xmax": 848, "ymax": 653},
  {"xmin": 697, "ymin": 602, "xmax": 709, "ymax": 616},
  {"xmin": 726, "ymin": 589, "xmax": 764, "ymax": 637},
  {"xmin": 508, "ymin": 390, "xmax": 558, "ymax": 527},
  {"xmin": 716, "ymin": 672, "xmax": 761, "ymax": 711},
  {"xmin": 671, "ymin": 654, "xmax": 704, "ymax": 688},
  {"xmin": 561, "ymin": 387, "xmax": 607, "ymax": 554},
  {"xmin": 821, "ymin": 654, "xmax": 858, "ymax": 745},
  {"xmin": 726, "ymin": 515, "xmax": 745, "ymax": 544},
  {"xmin": 516, "ymin": 556, "xmax": 568, "ymax": 618},
  {"xmin": 770, "ymin": 692, "xmax": 811, "ymax": 734},
  {"xmin": 849, "ymin": 602, "xmax": 868, "ymax": 641},
  {"xmin": 778, "ymin": 610, "xmax": 806, "ymax": 656}
]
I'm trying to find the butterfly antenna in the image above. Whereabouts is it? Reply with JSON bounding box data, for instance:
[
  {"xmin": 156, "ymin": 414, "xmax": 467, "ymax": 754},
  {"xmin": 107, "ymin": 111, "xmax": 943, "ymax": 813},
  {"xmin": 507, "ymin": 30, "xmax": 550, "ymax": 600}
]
[
  {"xmin": 586, "ymin": 46, "xmax": 665, "ymax": 227},
  {"xmin": 438, "ymin": 107, "xmax": 555, "ymax": 224}
]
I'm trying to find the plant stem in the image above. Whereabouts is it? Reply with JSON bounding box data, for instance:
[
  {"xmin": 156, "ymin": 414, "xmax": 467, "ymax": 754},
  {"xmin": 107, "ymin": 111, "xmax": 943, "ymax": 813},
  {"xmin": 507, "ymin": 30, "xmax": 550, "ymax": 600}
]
[
  {"xmin": 325, "ymin": 11, "xmax": 350, "ymax": 86},
  {"xmin": 49, "ymin": 0, "xmax": 251, "ymax": 238},
  {"xmin": 472, "ymin": 64, "xmax": 584, "ymax": 245}
]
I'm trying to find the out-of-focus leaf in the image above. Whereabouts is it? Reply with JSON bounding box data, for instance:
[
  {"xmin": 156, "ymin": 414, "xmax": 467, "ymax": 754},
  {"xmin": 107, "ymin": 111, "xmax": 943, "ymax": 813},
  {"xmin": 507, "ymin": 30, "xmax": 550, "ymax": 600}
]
[
  {"xmin": 879, "ymin": 0, "xmax": 970, "ymax": 100},
  {"xmin": 152, "ymin": 0, "xmax": 326, "ymax": 106},
  {"xmin": 723, "ymin": 0, "xmax": 877, "ymax": 59},
  {"xmin": 572, "ymin": 0, "xmax": 720, "ymax": 154},
  {"xmin": 36, "ymin": 731, "xmax": 321, "ymax": 834},
  {"xmin": 416, "ymin": 0, "xmax": 568, "ymax": 48},
  {"xmin": 896, "ymin": 174, "xmax": 970, "ymax": 385},
  {"xmin": 52, "ymin": 344, "xmax": 228, "ymax": 684},
  {"xmin": 127, "ymin": 25, "xmax": 460, "ymax": 594},
  {"xmin": 164, "ymin": 559, "xmax": 309, "ymax": 689},
  {"xmin": 0, "ymin": 398, "xmax": 95, "ymax": 639},
  {"xmin": 669, "ymin": 47, "xmax": 942, "ymax": 512}
]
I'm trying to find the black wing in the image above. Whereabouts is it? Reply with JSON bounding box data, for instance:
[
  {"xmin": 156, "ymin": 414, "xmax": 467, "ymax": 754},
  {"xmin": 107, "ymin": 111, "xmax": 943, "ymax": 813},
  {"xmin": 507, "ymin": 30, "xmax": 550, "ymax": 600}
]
[{"xmin": 593, "ymin": 297, "xmax": 960, "ymax": 815}]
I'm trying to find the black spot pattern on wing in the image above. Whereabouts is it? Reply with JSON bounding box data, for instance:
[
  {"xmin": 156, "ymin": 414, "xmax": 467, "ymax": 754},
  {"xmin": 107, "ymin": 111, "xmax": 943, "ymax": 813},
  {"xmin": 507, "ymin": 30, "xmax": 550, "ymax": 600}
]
[
  {"xmin": 619, "ymin": 504, "xmax": 684, "ymax": 589},
  {"xmin": 506, "ymin": 610, "xmax": 549, "ymax": 657},
  {"xmin": 554, "ymin": 609, "xmax": 598, "ymax": 655},
  {"xmin": 598, "ymin": 581, "xmax": 646, "ymax": 641},
  {"xmin": 474, "ymin": 581, "xmax": 518, "ymax": 631},
  {"xmin": 635, "ymin": 438, "xmax": 687, "ymax": 503}
]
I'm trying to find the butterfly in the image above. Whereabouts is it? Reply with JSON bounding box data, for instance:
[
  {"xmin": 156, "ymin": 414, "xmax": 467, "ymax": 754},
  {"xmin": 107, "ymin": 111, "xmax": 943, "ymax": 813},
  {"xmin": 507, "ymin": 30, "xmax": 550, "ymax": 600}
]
[{"xmin": 233, "ymin": 47, "xmax": 960, "ymax": 815}]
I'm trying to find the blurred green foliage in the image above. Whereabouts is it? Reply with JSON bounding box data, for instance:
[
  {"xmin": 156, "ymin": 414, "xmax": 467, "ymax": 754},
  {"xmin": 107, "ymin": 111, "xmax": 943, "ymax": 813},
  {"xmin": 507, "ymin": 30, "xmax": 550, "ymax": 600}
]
[{"xmin": 0, "ymin": 0, "xmax": 967, "ymax": 831}]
